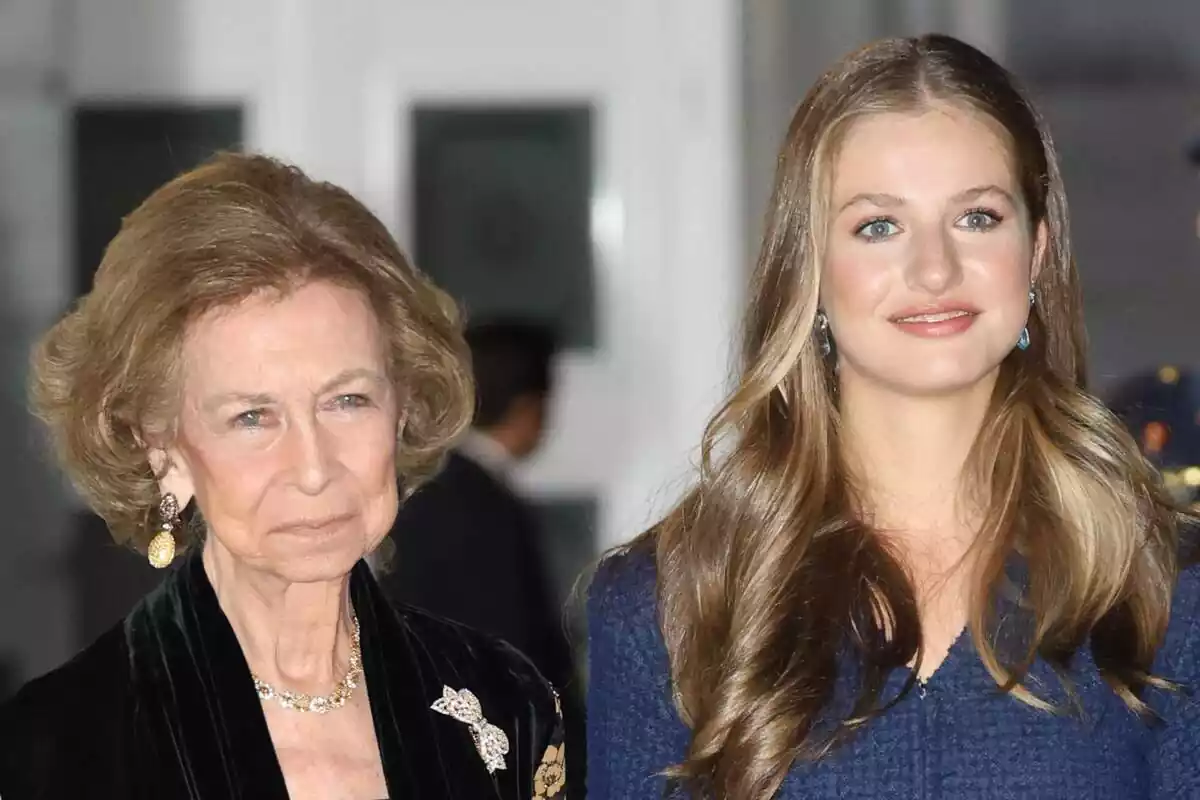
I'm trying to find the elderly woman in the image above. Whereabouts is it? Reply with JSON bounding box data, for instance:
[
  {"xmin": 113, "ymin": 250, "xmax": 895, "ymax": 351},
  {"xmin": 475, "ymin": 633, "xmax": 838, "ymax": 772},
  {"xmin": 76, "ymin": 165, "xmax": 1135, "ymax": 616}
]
[{"xmin": 0, "ymin": 153, "xmax": 567, "ymax": 800}]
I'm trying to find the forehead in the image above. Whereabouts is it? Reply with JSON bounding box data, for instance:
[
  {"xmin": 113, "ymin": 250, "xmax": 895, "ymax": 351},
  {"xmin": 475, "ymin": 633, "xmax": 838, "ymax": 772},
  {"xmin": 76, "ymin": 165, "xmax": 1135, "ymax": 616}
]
[
  {"xmin": 830, "ymin": 105, "xmax": 1016, "ymax": 198},
  {"xmin": 180, "ymin": 281, "xmax": 388, "ymax": 392}
]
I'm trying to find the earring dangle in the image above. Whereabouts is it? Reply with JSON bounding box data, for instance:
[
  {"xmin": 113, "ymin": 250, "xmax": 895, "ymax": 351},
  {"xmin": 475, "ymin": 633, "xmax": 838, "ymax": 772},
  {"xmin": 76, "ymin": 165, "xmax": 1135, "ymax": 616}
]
[
  {"xmin": 147, "ymin": 492, "xmax": 180, "ymax": 569},
  {"xmin": 1016, "ymin": 288, "xmax": 1035, "ymax": 351},
  {"xmin": 816, "ymin": 310, "xmax": 832, "ymax": 357}
]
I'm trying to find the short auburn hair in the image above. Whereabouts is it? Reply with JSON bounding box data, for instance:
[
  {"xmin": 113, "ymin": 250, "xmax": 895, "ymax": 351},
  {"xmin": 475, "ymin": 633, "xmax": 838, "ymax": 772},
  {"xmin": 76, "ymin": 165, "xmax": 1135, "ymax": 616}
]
[{"xmin": 31, "ymin": 151, "xmax": 472, "ymax": 551}]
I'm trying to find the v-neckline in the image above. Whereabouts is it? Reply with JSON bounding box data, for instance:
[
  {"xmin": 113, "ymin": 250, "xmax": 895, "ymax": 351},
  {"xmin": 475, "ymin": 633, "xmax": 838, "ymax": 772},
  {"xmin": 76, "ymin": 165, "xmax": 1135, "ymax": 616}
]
[
  {"xmin": 125, "ymin": 549, "xmax": 507, "ymax": 799},
  {"xmin": 911, "ymin": 623, "xmax": 970, "ymax": 689},
  {"xmin": 903, "ymin": 563, "xmax": 1033, "ymax": 693}
]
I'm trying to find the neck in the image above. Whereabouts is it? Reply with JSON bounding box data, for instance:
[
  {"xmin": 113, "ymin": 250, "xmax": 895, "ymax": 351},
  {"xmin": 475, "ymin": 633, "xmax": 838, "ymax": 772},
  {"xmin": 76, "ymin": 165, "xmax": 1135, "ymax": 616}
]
[
  {"xmin": 203, "ymin": 538, "xmax": 355, "ymax": 694},
  {"xmin": 839, "ymin": 369, "xmax": 997, "ymax": 543},
  {"xmin": 476, "ymin": 425, "xmax": 521, "ymax": 460}
]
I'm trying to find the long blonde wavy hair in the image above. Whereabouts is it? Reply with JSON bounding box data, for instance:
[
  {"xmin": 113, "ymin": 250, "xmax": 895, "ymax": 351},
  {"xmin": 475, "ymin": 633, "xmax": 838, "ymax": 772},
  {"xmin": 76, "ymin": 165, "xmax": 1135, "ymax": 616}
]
[{"xmin": 635, "ymin": 34, "xmax": 1196, "ymax": 798}]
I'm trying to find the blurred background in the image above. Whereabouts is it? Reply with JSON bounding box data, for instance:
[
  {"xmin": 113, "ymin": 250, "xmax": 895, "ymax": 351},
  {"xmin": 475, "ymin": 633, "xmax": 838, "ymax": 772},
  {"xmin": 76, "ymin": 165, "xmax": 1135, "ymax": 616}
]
[{"xmin": 0, "ymin": 0, "xmax": 1197, "ymax": 751}]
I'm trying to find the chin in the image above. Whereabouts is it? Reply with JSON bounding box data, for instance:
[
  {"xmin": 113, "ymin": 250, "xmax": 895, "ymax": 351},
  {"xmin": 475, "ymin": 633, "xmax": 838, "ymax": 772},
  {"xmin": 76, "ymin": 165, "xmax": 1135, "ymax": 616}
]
[
  {"xmin": 842, "ymin": 335, "xmax": 1012, "ymax": 396},
  {"xmin": 858, "ymin": 357, "xmax": 1001, "ymax": 398},
  {"xmin": 268, "ymin": 551, "xmax": 366, "ymax": 584},
  {"xmin": 895, "ymin": 370, "xmax": 998, "ymax": 397},
  {"xmin": 262, "ymin": 526, "xmax": 377, "ymax": 584}
]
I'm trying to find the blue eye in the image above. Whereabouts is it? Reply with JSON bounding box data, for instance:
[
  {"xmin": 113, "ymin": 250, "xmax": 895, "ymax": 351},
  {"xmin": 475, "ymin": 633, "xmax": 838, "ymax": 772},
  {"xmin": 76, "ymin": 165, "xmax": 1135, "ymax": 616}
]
[
  {"xmin": 958, "ymin": 209, "xmax": 1003, "ymax": 231},
  {"xmin": 855, "ymin": 217, "xmax": 900, "ymax": 242},
  {"xmin": 332, "ymin": 394, "xmax": 372, "ymax": 410},
  {"xmin": 232, "ymin": 409, "xmax": 266, "ymax": 429}
]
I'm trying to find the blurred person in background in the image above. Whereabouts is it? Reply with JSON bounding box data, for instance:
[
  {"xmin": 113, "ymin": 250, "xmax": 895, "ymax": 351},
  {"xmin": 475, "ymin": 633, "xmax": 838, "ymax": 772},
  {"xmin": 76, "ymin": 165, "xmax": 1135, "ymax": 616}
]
[
  {"xmin": 0, "ymin": 153, "xmax": 566, "ymax": 800},
  {"xmin": 381, "ymin": 319, "xmax": 583, "ymax": 794},
  {"xmin": 382, "ymin": 321, "xmax": 571, "ymax": 681},
  {"xmin": 587, "ymin": 34, "xmax": 1200, "ymax": 799}
]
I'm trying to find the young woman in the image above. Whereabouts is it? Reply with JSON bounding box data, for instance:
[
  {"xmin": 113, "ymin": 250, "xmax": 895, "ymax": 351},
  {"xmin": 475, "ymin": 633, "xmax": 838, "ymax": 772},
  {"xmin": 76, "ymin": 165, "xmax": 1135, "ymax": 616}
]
[{"xmin": 587, "ymin": 34, "xmax": 1200, "ymax": 799}]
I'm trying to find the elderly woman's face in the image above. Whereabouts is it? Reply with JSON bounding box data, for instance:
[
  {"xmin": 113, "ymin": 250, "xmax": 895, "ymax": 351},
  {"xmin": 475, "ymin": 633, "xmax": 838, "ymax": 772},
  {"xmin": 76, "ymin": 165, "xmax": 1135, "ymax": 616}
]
[{"xmin": 159, "ymin": 280, "xmax": 400, "ymax": 582}]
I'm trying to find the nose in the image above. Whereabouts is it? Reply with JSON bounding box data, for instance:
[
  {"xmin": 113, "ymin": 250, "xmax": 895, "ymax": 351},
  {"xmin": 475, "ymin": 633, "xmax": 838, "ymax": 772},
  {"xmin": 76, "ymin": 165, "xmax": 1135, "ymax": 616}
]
[
  {"xmin": 905, "ymin": 226, "xmax": 963, "ymax": 296},
  {"xmin": 287, "ymin": 416, "xmax": 335, "ymax": 495}
]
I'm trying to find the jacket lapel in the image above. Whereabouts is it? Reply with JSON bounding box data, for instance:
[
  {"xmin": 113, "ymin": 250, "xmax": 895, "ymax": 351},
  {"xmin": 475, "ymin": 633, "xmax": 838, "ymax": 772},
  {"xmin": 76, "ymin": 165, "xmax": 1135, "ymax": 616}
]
[
  {"xmin": 354, "ymin": 562, "xmax": 508, "ymax": 799},
  {"xmin": 124, "ymin": 550, "xmax": 511, "ymax": 799},
  {"xmin": 125, "ymin": 551, "xmax": 291, "ymax": 799}
]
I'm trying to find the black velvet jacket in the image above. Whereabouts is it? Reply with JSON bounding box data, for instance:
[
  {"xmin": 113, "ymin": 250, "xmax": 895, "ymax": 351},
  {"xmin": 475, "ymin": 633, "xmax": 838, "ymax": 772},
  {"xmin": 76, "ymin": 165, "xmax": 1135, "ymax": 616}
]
[{"xmin": 0, "ymin": 550, "xmax": 566, "ymax": 799}]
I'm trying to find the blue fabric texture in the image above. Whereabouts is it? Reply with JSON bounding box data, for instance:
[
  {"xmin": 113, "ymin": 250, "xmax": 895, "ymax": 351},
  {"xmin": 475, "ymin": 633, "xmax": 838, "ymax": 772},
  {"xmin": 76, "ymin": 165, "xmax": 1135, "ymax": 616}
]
[{"xmin": 587, "ymin": 547, "xmax": 1200, "ymax": 798}]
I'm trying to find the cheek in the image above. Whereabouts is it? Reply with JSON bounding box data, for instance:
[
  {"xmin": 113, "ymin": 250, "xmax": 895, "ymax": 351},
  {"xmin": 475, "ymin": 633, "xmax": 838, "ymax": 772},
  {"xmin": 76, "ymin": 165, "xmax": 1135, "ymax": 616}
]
[
  {"xmin": 974, "ymin": 238, "xmax": 1034, "ymax": 317},
  {"xmin": 822, "ymin": 244, "xmax": 893, "ymax": 319},
  {"xmin": 353, "ymin": 439, "xmax": 398, "ymax": 487},
  {"xmin": 344, "ymin": 433, "xmax": 399, "ymax": 540},
  {"xmin": 340, "ymin": 420, "xmax": 399, "ymax": 489},
  {"xmin": 183, "ymin": 442, "xmax": 276, "ymax": 523}
]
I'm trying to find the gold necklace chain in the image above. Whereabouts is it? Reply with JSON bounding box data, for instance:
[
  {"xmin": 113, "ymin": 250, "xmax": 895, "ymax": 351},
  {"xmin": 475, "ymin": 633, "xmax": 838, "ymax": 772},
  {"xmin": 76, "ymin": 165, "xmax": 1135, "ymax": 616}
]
[{"xmin": 251, "ymin": 615, "xmax": 363, "ymax": 714}]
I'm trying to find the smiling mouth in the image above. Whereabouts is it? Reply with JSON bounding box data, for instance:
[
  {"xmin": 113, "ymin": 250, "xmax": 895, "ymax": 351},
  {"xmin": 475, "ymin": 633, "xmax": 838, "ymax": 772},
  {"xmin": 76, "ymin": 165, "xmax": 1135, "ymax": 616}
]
[{"xmin": 892, "ymin": 310, "xmax": 976, "ymax": 323}]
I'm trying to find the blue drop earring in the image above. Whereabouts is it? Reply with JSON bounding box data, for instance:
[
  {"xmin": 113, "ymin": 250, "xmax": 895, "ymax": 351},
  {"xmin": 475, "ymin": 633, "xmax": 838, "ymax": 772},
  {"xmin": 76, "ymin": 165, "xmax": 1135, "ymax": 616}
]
[
  {"xmin": 1016, "ymin": 288, "xmax": 1035, "ymax": 351},
  {"xmin": 816, "ymin": 310, "xmax": 832, "ymax": 357}
]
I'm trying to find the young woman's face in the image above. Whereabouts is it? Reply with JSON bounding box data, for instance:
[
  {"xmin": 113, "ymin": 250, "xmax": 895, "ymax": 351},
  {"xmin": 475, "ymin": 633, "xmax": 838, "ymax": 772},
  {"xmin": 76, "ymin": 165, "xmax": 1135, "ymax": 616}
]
[{"xmin": 822, "ymin": 104, "xmax": 1043, "ymax": 397}]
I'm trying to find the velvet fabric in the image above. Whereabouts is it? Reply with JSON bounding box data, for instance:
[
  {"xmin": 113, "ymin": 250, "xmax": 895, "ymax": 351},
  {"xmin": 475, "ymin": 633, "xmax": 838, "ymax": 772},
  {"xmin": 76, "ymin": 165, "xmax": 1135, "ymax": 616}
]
[{"xmin": 0, "ymin": 548, "xmax": 564, "ymax": 799}]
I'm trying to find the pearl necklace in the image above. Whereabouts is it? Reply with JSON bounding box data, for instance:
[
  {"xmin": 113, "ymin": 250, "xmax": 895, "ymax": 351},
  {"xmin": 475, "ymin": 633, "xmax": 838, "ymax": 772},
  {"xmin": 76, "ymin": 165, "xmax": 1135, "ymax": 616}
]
[{"xmin": 251, "ymin": 615, "xmax": 363, "ymax": 714}]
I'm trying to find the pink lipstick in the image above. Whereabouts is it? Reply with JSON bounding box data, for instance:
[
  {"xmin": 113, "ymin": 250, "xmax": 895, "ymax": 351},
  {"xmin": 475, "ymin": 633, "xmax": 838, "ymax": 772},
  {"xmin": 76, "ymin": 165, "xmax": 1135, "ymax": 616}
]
[{"xmin": 889, "ymin": 304, "xmax": 979, "ymax": 338}]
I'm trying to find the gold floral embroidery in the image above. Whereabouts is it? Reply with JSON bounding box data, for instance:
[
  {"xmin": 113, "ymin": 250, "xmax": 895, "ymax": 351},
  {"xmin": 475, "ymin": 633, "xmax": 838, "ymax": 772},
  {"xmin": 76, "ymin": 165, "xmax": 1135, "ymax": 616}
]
[
  {"xmin": 532, "ymin": 688, "xmax": 566, "ymax": 798},
  {"xmin": 533, "ymin": 742, "xmax": 566, "ymax": 798}
]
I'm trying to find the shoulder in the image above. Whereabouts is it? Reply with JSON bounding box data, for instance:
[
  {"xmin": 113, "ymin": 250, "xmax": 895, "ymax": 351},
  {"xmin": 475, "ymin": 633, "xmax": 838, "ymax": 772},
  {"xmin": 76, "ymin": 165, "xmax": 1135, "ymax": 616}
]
[
  {"xmin": 391, "ymin": 601, "xmax": 560, "ymax": 713},
  {"xmin": 396, "ymin": 600, "xmax": 551, "ymax": 676},
  {"xmin": 585, "ymin": 540, "xmax": 691, "ymax": 796},
  {"xmin": 379, "ymin": 602, "xmax": 567, "ymax": 793},
  {"xmin": 428, "ymin": 451, "xmax": 501, "ymax": 493},
  {"xmin": 586, "ymin": 541, "xmax": 669, "ymax": 677},
  {"xmin": 1151, "ymin": 519, "xmax": 1200, "ymax": 684},
  {"xmin": 0, "ymin": 623, "xmax": 129, "ymax": 731},
  {"xmin": 1157, "ymin": 555, "xmax": 1200, "ymax": 677},
  {"xmin": 588, "ymin": 541, "xmax": 659, "ymax": 624},
  {"xmin": 0, "ymin": 624, "xmax": 131, "ymax": 794}
]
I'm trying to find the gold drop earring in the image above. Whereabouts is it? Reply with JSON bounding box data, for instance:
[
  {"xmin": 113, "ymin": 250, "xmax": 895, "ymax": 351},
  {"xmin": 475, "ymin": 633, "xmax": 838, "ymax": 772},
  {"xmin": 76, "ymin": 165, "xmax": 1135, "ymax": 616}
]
[{"xmin": 147, "ymin": 492, "xmax": 180, "ymax": 569}]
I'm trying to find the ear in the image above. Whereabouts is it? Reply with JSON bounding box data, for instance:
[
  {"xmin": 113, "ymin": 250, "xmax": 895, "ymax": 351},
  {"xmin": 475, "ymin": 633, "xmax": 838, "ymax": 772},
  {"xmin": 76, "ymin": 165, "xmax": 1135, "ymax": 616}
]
[
  {"xmin": 147, "ymin": 445, "xmax": 195, "ymax": 510},
  {"xmin": 1030, "ymin": 219, "xmax": 1049, "ymax": 283},
  {"xmin": 395, "ymin": 407, "xmax": 409, "ymax": 444}
]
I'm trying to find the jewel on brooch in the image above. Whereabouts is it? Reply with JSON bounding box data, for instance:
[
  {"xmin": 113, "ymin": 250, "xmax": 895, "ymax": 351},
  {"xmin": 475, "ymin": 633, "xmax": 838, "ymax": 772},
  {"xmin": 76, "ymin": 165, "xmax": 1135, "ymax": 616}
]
[{"xmin": 431, "ymin": 685, "xmax": 511, "ymax": 774}]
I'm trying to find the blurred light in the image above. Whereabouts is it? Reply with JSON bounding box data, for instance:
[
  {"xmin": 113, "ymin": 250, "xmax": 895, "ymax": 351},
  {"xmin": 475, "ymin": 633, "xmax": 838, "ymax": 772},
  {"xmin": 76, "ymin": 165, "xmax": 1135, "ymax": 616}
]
[
  {"xmin": 1144, "ymin": 421, "xmax": 1168, "ymax": 453},
  {"xmin": 591, "ymin": 192, "xmax": 624, "ymax": 260},
  {"xmin": 1158, "ymin": 365, "xmax": 1180, "ymax": 384},
  {"xmin": 1183, "ymin": 466, "xmax": 1200, "ymax": 487}
]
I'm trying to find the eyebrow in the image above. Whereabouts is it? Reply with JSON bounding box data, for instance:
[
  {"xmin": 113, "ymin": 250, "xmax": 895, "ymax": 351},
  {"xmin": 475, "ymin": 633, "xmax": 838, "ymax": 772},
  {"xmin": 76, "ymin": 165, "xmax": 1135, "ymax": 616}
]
[
  {"xmin": 200, "ymin": 368, "xmax": 389, "ymax": 413},
  {"xmin": 837, "ymin": 184, "xmax": 1017, "ymax": 213},
  {"xmin": 318, "ymin": 367, "xmax": 389, "ymax": 395}
]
